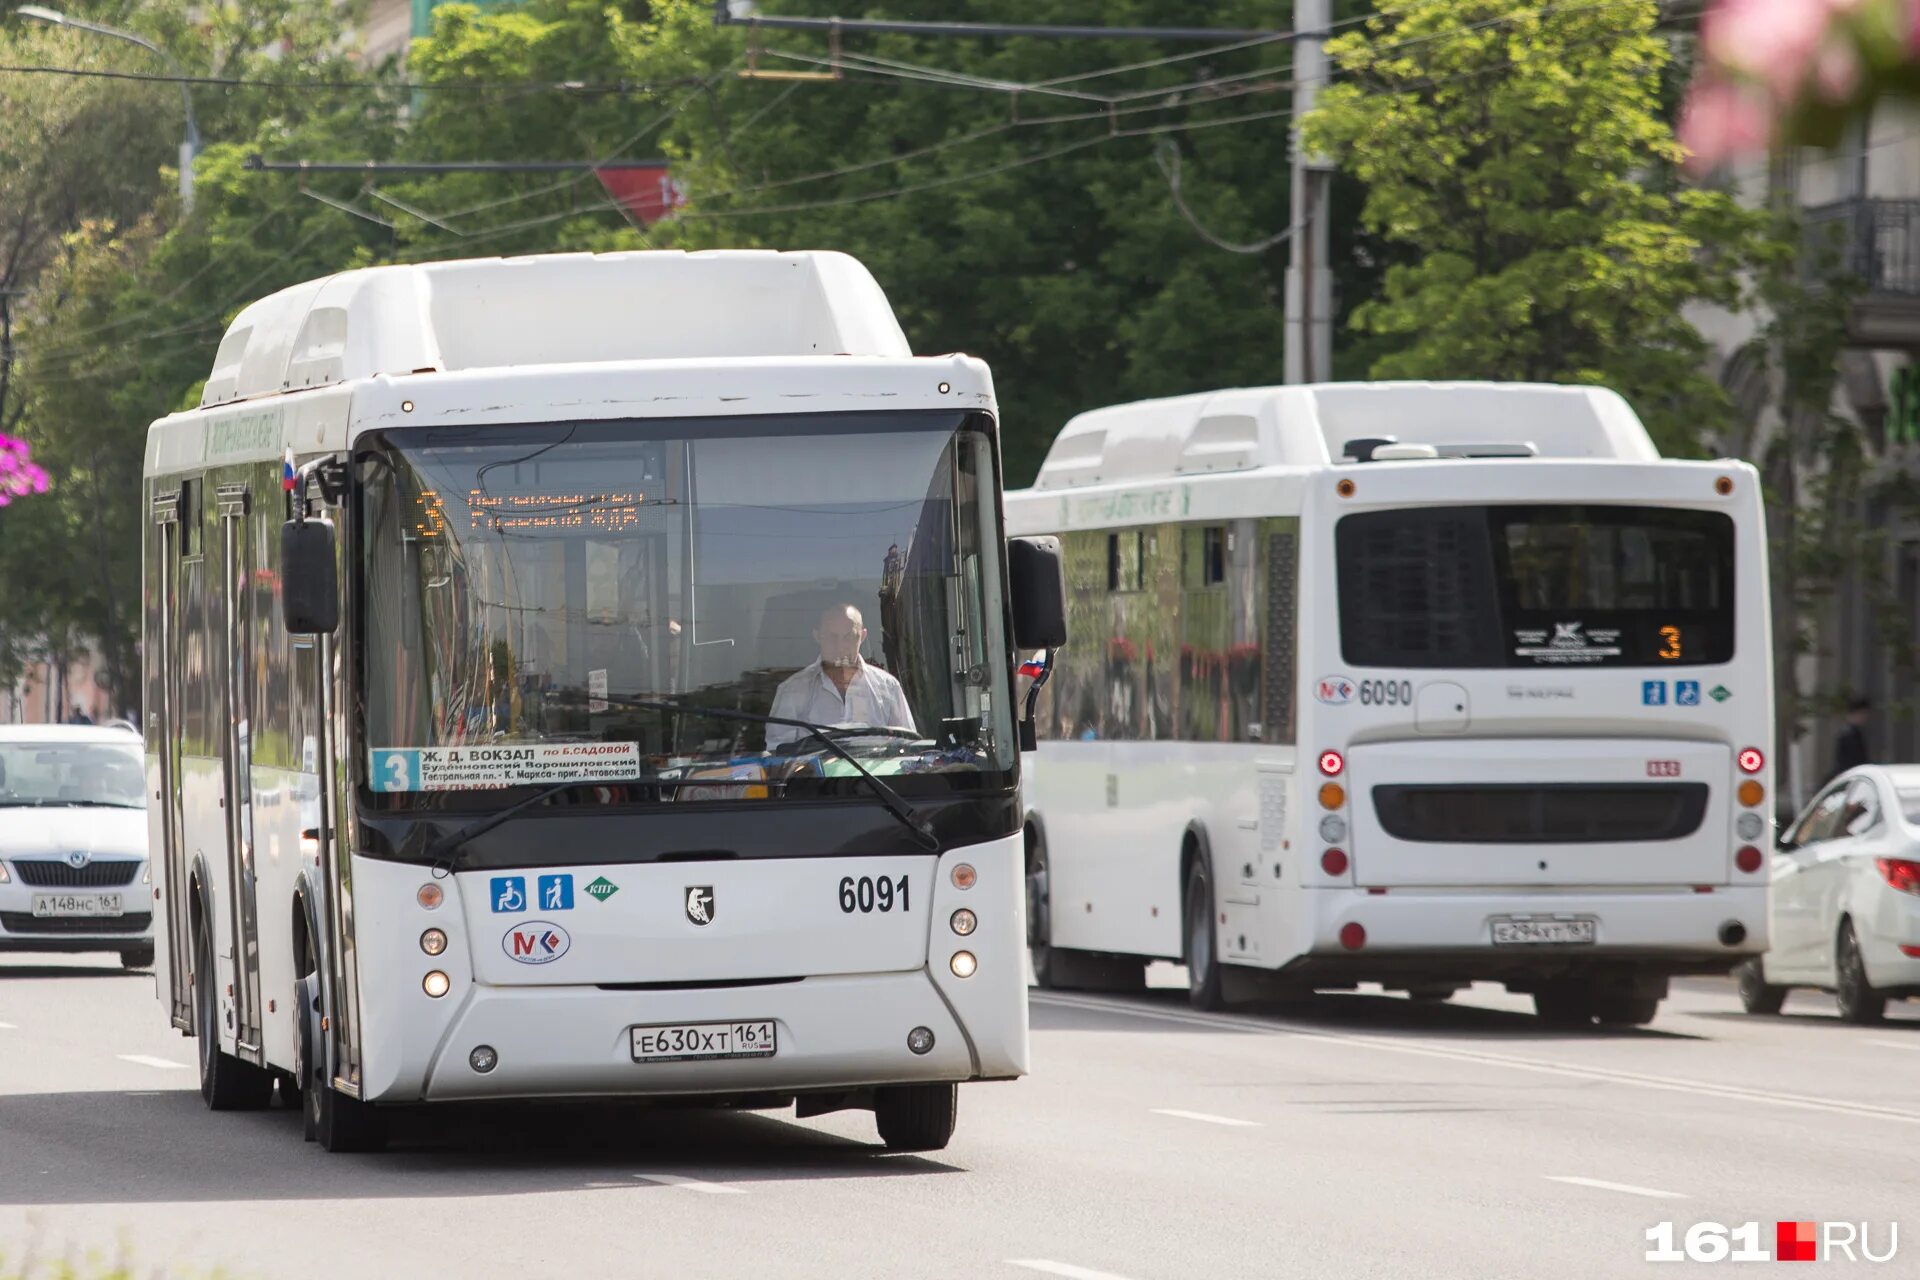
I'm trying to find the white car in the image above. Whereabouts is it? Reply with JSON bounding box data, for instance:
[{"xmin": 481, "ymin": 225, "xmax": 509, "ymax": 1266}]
[
  {"xmin": 1737, "ymin": 764, "xmax": 1920, "ymax": 1022},
  {"xmin": 0, "ymin": 724, "xmax": 154, "ymax": 969}
]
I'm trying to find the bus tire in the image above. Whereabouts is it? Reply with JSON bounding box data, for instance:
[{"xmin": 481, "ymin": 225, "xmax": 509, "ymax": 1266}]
[
  {"xmin": 194, "ymin": 919, "xmax": 272, "ymax": 1112},
  {"xmin": 120, "ymin": 944, "xmax": 155, "ymax": 971},
  {"xmin": 874, "ymin": 1082, "xmax": 956, "ymax": 1152},
  {"xmin": 1184, "ymin": 857, "xmax": 1224, "ymax": 1011},
  {"xmin": 1735, "ymin": 958, "xmax": 1788, "ymax": 1015},
  {"xmin": 1593, "ymin": 992, "xmax": 1661, "ymax": 1026},
  {"xmin": 298, "ymin": 964, "xmax": 388, "ymax": 1152},
  {"xmin": 1531, "ymin": 981, "xmax": 1595, "ymax": 1028},
  {"xmin": 1405, "ymin": 985, "xmax": 1458, "ymax": 1003},
  {"xmin": 1835, "ymin": 920, "xmax": 1886, "ymax": 1025}
]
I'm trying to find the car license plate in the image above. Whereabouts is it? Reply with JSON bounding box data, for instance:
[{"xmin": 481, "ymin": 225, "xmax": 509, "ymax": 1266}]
[
  {"xmin": 31, "ymin": 892, "xmax": 125, "ymax": 918},
  {"xmin": 630, "ymin": 1020, "xmax": 777, "ymax": 1063},
  {"xmin": 1491, "ymin": 917, "xmax": 1595, "ymax": 946}
]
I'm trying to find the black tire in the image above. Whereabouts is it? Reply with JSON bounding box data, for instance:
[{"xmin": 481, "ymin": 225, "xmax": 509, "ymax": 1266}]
[
  {"xmin": 1184, "ymin": 857, "xmax": 1224, "ymax": 1011},
  {"xmin": 194, "ymin": 921, "xmax": 272, "ymax": 1111},
  {"xmin": 1735, "ymin": 958, "xmax": 1788, "ymax": 1015},
  {"xmin": 1532, "ymin": 982, "xmax": 1596, "ymax": 1028},
  {"xmin": 120, "ymin": 944, "xmax": 156, "ymax": 970},
  {"xmin": 1405, "ymin": 986, "xmax": 1459, "ymax": 1003},
  {"xmin": 874, "ymin": 1083, "xmax": 956, "ymax": 1152},
  {"xmin": 1835, "ymin": 921, "xmax": 1886, "ymax": 1025},
  {"xmin": 1593, "ymin": 992, "xmax": 1661, "ymax": 1027},
  {"xmin": 1027, "ymin": 834, "xmax": 1144, "ymax": 993},
  {"xmin": 297, "ymin": 960, "xmax": 387, "ymax": 1152}
]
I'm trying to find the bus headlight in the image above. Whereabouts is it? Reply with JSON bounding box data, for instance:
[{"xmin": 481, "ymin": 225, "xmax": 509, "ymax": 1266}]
[
  {"xmin": 423, "ymin": 971, "xmax": 451, "ymax": 998},
  {"xmin": 420, "ymin": 928, "xmax": 448, "ymax": 956},
  {"xmin": 950, "ymin": 908, "xmax": 977, "ymax": 936},
  {"xmin": 950, "ymin": 951, "xmax": 978, "ymax": 978}
]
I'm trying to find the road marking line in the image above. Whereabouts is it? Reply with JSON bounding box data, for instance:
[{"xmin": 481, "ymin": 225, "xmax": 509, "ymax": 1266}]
[
  {"xmin": 0, "ymin": 1020, "xmax": 15, "ymax": 1029},
  {"xmin": 116, "ymin": 1054, "xmax": 188, "ymax": 1070},
  {"xmin": 1545, "ymin": 1176, "xmax": 1688, "ymax": 1200},
  {"xmin": 1871, "ymin": 1039, "xmax": 1920, "ymax": 1052},
  {"xmin": 1009, "ymin": 1261, "xmax": 1139, "ymax": 1280},
  {"xmin": 633, "ymin": 1173, "xmax": 745, "ymax": 1194},
  {"xmin": 1033, "ymin": 992, "xmax": 1920, "ymax": 1127},
  {"xmin": 1149, "ymin": 1108, "xmax": 1262, "ymax": 1128}
]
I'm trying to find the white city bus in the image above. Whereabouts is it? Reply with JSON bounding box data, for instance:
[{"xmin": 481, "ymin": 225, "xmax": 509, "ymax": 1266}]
[
  {"xmin": 1007, "ymin": 382, "xmax": 1772, "ymax": 1025},
  {"xmin": 142, "ymin": 250, "xmax": 1065, "ymax": 1151}
]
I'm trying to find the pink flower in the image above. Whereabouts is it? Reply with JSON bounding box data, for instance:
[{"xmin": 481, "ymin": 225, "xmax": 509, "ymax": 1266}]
[
  {"xmin": 1812, "ymin": 36, "xmax": 1862, "ymax": 102},
  {"xmin": 1701, "ymin": 0, "xmax": 1840, "ymax": 100},
  {"xmin": 1680, "ymin": 74, "xmax": 1775, "ymax": 171}
]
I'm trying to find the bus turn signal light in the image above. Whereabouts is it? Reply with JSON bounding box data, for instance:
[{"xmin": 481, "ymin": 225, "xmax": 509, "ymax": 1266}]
[
  {"xmin": 1319, "ymin": 782, "xmax": 1346, "ymax": 810},
  {"xmin": 1737, "ymin": 780, "xmax": 1765, "ymax": 808},
  {"xmin": 950, "ymin": 863, "xmax": 977, "ymax": 890}
]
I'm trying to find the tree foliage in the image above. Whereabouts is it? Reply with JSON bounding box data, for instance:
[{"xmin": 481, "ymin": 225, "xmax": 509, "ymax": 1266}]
[{"xmin": 1302, "ymin": 0, "xmax": 1768, "ymax": 454}]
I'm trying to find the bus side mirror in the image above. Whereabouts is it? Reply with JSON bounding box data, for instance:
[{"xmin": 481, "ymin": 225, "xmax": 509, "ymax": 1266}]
[
  {"xmin": 1008, "ymin": 536, "xmax": 1067, "ymax": 650},
  {"xmin": 282, "ymin": 519, "xmax": 340, "ymax": 635}
]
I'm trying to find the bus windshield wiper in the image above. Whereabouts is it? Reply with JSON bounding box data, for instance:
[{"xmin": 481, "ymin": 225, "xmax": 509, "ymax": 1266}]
[
  {"xmin": 420, "ymin": 776, "xmax": 599, "ymax": 869},
  {"xmin": 571, "ymin": 692, "xmax": 940, "ymax": 853}
]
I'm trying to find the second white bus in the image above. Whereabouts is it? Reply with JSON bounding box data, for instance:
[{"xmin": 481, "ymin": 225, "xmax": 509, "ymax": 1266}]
[{"xmin": 1007, "ymin": 382, "xmax": 1772, "ymax": 1025}]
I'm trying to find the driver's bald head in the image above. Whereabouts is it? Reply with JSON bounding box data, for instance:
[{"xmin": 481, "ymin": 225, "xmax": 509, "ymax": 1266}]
[
  {"xmin": 814, "ymin": 603, "xmax": 867, "ymax": 667},
  {"xmin": 818, "ymin": 602, "xmax": 863, "ymax": 630}
]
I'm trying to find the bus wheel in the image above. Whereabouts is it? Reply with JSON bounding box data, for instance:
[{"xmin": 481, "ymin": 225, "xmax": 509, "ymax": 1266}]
[
  {"xmin": 1531, "ymin": 981, "xmax": 1595, "ymax": 1028},
  {"xmin": 1405, "ymin": 985, "xmax": 1459, "ymax": 1003},
  {"xmin": 1835, "ymin": 921, "xmax": 1886, "ymax": 1025},
  {"xmin": 1026, "ymin": 836, "xmax": 1062, "ymax": 989},
  {"xmin": 194, "ymin": 921, "xmax": 272, "ymax": 1111},
  {"xmin": 1593, "ymin": 992, "xmax": 1661, "ymax": 1027},
  {"xmin": 1029, "ymin": 836, "xmax": 1143, "ymax": 993},
  {"xmin": 1184, "ymin": 857, "xmax": 1224, "ymax": 1011},
  {"xmin": 297, "ymin": 964, "xmax": 388, "ymax": 1152},
  {"xmin": 119, "ymin": 944, "xmax": 155, "ymax": 971},
  {"xmin": 874, "ymin": 1083, "xmax": 956, "ymax": 1152},
  {"xmin": 1735, "ymin": 959, "xmax": 1787, "ymax": 1015}
]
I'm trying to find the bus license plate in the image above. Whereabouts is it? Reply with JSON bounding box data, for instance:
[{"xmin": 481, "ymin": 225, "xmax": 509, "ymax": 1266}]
[
  {"xmin": 32, "ymin": 892, "xmax": 124, "ymax": 918},
  {"xmin": 1491, "ymin": 917, "xmax": 1595, "ymax": 946},
  {"xmin": 630, "ymin": 1020, "xmax": 777, "ymax": 1064}
]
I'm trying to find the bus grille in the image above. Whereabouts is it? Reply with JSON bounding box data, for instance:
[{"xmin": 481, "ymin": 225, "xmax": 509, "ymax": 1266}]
[
  {"xmin": 8, "ymin": 859, "xmax": 142, "ymax": 888},
  {"xmin": 0, "ymin": 911, "xmax": 152, "ymax": 935},
  {"xmin": 1372, "ymin": 783, "xmax": 1709, "ymax": 844}
]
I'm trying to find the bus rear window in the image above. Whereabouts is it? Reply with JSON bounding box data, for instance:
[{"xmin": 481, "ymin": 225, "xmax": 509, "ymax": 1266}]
[{"xmin": 1337, "ymin": 505, "xmax": 1735, "ymax": 668}]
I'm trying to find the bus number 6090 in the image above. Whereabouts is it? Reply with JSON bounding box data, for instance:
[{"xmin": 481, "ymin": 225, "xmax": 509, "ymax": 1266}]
[{"xmin": 1359, "ymin": 680, "xmax": 1413, "ymax": 707}]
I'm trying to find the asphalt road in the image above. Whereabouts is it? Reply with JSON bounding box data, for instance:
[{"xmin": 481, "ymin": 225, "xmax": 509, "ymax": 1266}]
[{"xmin": 2, "ymin": 958, "xmax": 1915, "ymax": 1279}]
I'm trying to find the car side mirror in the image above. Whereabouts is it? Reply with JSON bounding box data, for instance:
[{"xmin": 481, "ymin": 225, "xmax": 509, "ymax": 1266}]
[
  {"xmin": 1007, "ymin": 535, "xmax": 1067, "ymax": 650},
  {"xmin": 282, "ymin": 519, "xmax": 340, "ymax": 635}
]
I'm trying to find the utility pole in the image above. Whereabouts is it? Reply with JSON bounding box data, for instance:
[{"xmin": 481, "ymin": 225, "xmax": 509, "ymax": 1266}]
[{"xmin": 1283, "ymin": 0, "xmax": 1332, "ymax": 386}]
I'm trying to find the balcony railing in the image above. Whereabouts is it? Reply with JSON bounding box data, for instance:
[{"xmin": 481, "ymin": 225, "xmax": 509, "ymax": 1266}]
[{"xmin": 1804, "ymin": 197, "xmax": 1920, "ymax": 295}]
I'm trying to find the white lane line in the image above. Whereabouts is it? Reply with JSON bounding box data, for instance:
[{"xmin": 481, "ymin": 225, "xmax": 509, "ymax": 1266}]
[
  {"xmin": 1009, "ymin": 1261, "xmax": 1140, "ymax": 1280},
  {"xmin": 1149, "ymin": 1108, "xmax": 1262, "ymax": 1128},
  {"xmin": 116, "ymin": 1053, "xmax": 188, "ymax": 1070},
  {"xmin": 1545, "ymin": 1176, "xmax": 1689, "ymax": 1200},
  {"xmin": 1871, "ymin": 1039, "xmax": 1920, "ymax": 1052},
  {"xmin": 1033, "ymin": 992, "xmax": 1920, "ymax": 1128},
  {"xmin": 0, "ymin": 1020, "xmax": 16, "ymax": 1029},
  {"xmin": 633, "ymin": 1173, "xmax": 746, "ymax": 1194}
]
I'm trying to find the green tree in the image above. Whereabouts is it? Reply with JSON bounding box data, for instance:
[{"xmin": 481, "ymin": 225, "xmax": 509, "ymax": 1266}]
[{"xmin": 1301, "ymin": 0, "xmax": 1765, "ymax": 455}]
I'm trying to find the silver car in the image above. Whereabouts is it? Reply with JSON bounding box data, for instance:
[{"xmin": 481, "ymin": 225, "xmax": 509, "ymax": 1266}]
[{"xmin": 0, "ymin": 724, "xmax": 153, "ymax": 968}]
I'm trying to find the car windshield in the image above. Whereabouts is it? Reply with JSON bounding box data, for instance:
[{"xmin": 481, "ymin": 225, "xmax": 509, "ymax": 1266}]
[
  {"xmin": 357, "ymin": 411, "xmax": 1014, "ymax": 810},
  {"xmin": 0, "ymin": 741, "xmax": 145, "ymax": 808}
]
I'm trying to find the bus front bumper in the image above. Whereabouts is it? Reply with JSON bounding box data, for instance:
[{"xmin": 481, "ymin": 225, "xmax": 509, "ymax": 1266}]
[{"xmin": 412, "ymin": 969, "xmax": 991, "ymax": 1103}]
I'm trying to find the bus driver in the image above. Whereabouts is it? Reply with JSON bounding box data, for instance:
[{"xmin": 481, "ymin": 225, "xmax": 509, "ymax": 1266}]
[{"xmin": 765, "ymin": 603, "xmax": 917, "ymax": 748}]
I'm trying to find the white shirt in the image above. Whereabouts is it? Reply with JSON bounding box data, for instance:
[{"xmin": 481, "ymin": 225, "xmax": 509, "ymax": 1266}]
[{"xmin": 766, "ymin": 658, "xmax": 917, "ymax": 748}]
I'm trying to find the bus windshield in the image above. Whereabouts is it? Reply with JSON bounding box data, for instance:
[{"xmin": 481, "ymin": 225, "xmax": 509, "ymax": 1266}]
[
  {"xmin": 1337, "ymin": 504, "xmax": 1735, "ymax": 669},
  {"xmin": 357, "ymin": 411, "xmax": 1014, "ymax": 809}
]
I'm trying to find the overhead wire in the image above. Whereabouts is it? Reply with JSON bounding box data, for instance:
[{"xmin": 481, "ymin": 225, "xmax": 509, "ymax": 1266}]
[{"xmin": 0, "ymin": 62, "xmax": 704, "ymax": 95}]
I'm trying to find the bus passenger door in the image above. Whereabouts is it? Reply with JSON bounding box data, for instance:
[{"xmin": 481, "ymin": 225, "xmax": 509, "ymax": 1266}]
[
  {"xmin": 219, "ymin": 485, "xmax": 265, "ymax": 1062},
  {"xmin": 150, "ymin": 487, "xmax": 193, "ymax": 1030}
]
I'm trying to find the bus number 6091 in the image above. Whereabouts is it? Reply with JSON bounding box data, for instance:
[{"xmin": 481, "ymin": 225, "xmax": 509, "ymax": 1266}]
[{"xmin": 840, "ymin": 875, "xmax": 910, "ymax": 914}]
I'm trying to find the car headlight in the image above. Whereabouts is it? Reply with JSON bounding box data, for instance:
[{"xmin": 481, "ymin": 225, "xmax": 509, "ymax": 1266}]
[
  {"xmin": 0, "ymin": 862, "xmax": 10, "ymax": 883},
  {"xmin": 141, "ymin": 861, "xmax": 151, "ymax": 884}
]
